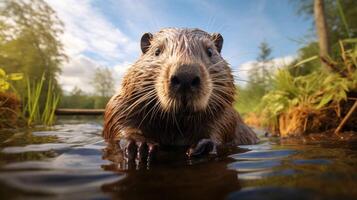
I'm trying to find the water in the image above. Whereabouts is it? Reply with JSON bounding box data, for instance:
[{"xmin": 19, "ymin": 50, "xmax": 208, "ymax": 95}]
[{"xmin": 0, "ymin": 117, "xmax": 356, "ymax": 200}]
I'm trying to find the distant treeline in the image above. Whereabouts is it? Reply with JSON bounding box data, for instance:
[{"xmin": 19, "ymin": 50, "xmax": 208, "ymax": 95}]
[{"xmin": 59, "ymin": 87, "xmax": 110, "ymax": 109}]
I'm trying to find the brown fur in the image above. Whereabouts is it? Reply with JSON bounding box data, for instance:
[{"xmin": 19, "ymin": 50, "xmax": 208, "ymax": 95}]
[{"xmin": 103, "ymin": 28, "xmax": 258, "ymax": 146}]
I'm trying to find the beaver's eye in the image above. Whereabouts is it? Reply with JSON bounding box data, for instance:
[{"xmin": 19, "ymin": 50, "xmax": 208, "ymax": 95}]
[
  {"xmin": 207, "ymin": 47, "xmax": 213, "ymax": 57},
  {"xmin": 155, "ymin": 48, "xmax": 161, "ymax": 56}
]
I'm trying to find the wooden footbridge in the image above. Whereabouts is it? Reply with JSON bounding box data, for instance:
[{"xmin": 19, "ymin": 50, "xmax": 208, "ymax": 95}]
[{"xmin": 55, "ymin": 109, "xmax": 105, "ymax": 115}]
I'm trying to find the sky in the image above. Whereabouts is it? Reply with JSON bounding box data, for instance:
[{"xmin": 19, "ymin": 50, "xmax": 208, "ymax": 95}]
[{"xmin": 45, "ymin": 0, "xmax": 314, "ymax": 93}]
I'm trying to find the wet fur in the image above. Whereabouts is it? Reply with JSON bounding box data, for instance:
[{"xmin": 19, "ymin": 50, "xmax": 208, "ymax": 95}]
[{"xmin": 103, "ymin": 28, "xmax": 258, "ymax": 146}]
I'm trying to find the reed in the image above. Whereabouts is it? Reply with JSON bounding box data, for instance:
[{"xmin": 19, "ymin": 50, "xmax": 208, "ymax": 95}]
[{"xmin": 23, "ymin": 74, "xmax": 60, "ymax": 126}]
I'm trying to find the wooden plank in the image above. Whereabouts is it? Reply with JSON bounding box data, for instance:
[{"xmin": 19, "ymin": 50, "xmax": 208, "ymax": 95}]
[{"xmin": 55, "ymin": 108, "xmax": 105, "ymax": 115}]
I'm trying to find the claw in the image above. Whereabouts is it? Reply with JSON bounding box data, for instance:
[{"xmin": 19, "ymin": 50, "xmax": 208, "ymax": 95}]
[
  {"xmin": 136, "ymin": 142, "xmax": 148, "ymax": 161},
  {"xmin": 147, "ymin": 143, "xmax": 158, "ymax": 161},
  {"xmin": 124, "ymin": 140, "xmax": 137, "ymax": 161},
  {"xmin": 187, "ymin": 139, "xmax": 215, "ymax": 157},
  {"xmin": 118, "ymin": 138, "xmax": 159, "ymax": 165}
]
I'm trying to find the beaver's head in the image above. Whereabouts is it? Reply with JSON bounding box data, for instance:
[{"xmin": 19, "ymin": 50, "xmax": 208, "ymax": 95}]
[{"xmin": 128, "ymin": 28, "xmax": 235, "ymax": 115}]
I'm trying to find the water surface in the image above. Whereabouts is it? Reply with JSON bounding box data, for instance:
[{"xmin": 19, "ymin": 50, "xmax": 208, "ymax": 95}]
[{"xmin": 0, "ymin": 117, "xmax": 356, "ymax": 199}]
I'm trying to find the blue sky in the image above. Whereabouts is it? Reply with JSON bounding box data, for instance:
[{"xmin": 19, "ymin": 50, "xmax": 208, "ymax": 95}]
[{"xmin": 46, "ymin": 0, "xmax": 314, "ymax": 92}]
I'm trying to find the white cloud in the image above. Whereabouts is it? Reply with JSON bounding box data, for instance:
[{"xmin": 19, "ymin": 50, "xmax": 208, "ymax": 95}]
[
  {"xmin": 59, "ymin": 55, "xmax": 131, "ymax": 93},
  {"xmin": 44, "ymin": 0, "xmax": 139, "ymax": 93},
  {"xmin": 58, "ymin": 55, "xmax": 99, "ymax": 92},
  {"xmin": 234, "ymin": 55, "xmax": 296, "ymax": 85},
  {"xmin": 46, "ymin": 0, "xmax": 138, "ymax": 60}
]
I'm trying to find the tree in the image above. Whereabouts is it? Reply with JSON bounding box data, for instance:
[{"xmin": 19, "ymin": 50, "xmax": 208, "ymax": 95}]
[
  {"xmin": 257, "ymin": 41, "xmax": 273, "ymax": 63},
  {"xmin": 292, "ymin": 0, "xmax": 357, "ymax": 73},
  {"xmin": 0, "ymin": 0, "xmax": 66, "ymax": 97},
  {"xmin": 91, "ymin": 67, "xmax": 115, "ymax": 98},
  {"xmin": 248, "ymin": 41, "xmax": 273, "ymax": 92},
  {"xmin": 59, "ymin": 86, "xmax": 96, "ymax": 109},
  {"xmin": 294, "ymin": 0, "xmax": 357, "ymax": 47},
  {"xmin": 314, "ymin": 0, "xmax": 331, "ymax": 69}
]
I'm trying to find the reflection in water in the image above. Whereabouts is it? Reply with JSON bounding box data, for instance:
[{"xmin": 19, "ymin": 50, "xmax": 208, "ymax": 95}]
[
  {"xmin": 101, "ymin": 159, "xmax": 241, "ymax": 200},
  {"xmin": 0, "ymin": 119, "xmax": 356, "ymax": 199},
  {"xmin": 101, "ymin": 141, "xmax": 242, "ymax": 199}
]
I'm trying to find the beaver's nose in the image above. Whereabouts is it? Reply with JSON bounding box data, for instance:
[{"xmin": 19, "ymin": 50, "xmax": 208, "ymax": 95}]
[
  {"xmin": 170, "ymin": 73, "xmax": 201, "ymax": 90},
  {"xmin": 170, "ymin": 64, "xmax": 201, "ymax": 92}
]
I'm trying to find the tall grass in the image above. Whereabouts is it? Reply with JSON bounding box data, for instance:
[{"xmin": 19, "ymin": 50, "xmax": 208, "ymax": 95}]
[
  {"xmin": 41, "ymin": 78, "xmax": 60, "ymax": 126},
  {"xmin": 23, "ymin": 74, "xmax": 60, "ymax": 126}
]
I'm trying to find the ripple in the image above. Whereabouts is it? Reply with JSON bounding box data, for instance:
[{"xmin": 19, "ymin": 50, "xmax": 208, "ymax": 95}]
[
  {"xmin": 229, "ymin": 150, "xmax": 296, "ymax": 161},
  {"xmin": 0, "ymin": 170, "xmax": 125, "ymax": 194},
  {"xmin": 227, "ymin": 160, "xmax": 281, "ymax": 172},
  {"xmin": 238, "ymin": 169, "xmax": 298, "ymax": 180},
  {"xmin": 2, "ymin": 143, "xmax": 71, "ymax": 153},
  {"xmin": 32, "ymin": 123, "xmax": 103, "ymax": 145},
  {"xmin": 4, "ymin": 145, "xmax": 110, "ymax": 170},
  {"xmin": 238, "ymin": 142, "xmax": 273, "ymax": 151}
]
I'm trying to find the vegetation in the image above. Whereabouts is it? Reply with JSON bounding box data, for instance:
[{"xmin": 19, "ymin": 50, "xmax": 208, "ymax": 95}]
[
  {"xmin": 0, "ymin": 69, "xmax": 23, "ymax": 93},
  {"xmin": 59, "ymin": 86, "xmax": 111, "ymax": 109},
  {"xmin": 0, "ymin": 0, "xmax": 355, "ymax": 137},
  {"xmin": 238, "ymin": 0, "xmax": 357, "ymax": 136},
  {"xmin": 0, "ymin": 0, "xmax": 113, "ymax": 128},
  {"xmin": 235, "ymin": 41, "xmax": 274, "ymax": 115},
  {"xmin": 0, "ymin": 68, "xmax": 23, "ymax": 128},
  {"xmin": 0, "ymin": 67, "xmax": 60, "ymax": 127},
  {"xmin": 0, "ymin": 0, "xmax": 65, "ymax": 128},
  {"xmin": 260, "ymin": 42, "xmax": 356, "ymax": 136},
  {"xmin": 23, "ymin": 75, "xmax": 60, "ymax": 126},
  {"xmin": 0, "ymin": 0, "xmax": 66, "ymax": 98},
  {"xmin": 59, "ymin": 67, "xmax": 115, "ymax": 109}
]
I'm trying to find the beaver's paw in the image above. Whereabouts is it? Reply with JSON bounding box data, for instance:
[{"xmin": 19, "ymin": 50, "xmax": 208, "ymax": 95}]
[
  {"xmin": 186, "ymin": 139, "xmax": 216, "ymax": 157},
  {"xmin": 119, "ymin": 139, "xmax": 159, "ymax": 162}
]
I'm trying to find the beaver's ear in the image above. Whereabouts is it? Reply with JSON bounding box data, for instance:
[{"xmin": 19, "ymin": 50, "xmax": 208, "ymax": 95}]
[
  {"xmin": 211, "ymin": 33, "xmax": 223, "ymax": 53},
  {"xmin": 141, "ymin": 32, "xmax": 153, "ymax": 54}
]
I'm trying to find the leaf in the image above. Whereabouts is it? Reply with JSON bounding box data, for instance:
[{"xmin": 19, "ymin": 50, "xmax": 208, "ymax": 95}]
[
  {"xmin": 0, "ymin": 68, "xmax": 5, "ymax": 77},
  {"xmin": 316, "ymin": 93, "xmax": 333, "ymax": 109},
  {"xmin": 0, "ymin": 80, "xmax": 10, "ymax": 92},
  {"xmin": 293, "ymin": 55, "xmax": 319, "ymax": 68},
  {"xmin": 8, "ymin": 73, "xmax": 23, "ymax": 81},
  {"xmin": 342, "ymin": 38, "xmax": 357, "ymax": 44}
]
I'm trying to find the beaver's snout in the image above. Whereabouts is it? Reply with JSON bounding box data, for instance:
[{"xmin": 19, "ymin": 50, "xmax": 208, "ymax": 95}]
[{"xmin": 169, "ymin": 64, "xmax": 201, "ymax": 94}]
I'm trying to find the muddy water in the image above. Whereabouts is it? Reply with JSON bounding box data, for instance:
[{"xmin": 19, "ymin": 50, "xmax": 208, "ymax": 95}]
[{"xmin": 0, "ymin": 117, "xmax": 356, "ymax": 200}]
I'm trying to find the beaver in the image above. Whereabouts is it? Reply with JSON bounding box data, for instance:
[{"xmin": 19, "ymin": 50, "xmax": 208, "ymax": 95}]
[{"xmin": 103, "ymin": 28, "xmax": 258, "ymax": 160}]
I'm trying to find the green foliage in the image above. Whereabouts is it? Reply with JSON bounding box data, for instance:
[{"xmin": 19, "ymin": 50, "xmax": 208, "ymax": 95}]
[
  {"xmin": 58, "ymin": 67, "xmax": 115, "ymax": 110},
  {"xmin": 23, "ymin": 74, "xmax": 60, "ymax": 126},
  {"xmin": 0, "ymin": 0, "xmax": 66, "ymax": 105},
  {"xmin": 41, "ymin": 79, "xmax": 60, "ymax": 126},
  {"xmin": 289, "ymin": 43, "xmax": 321, "ymax": 76},
  {"xmin": 258, "ymin": 38, "xmax": 357, "ymax": 128},
  {"xmin": 0, "ymin": 0, "xmax": 66, "ymax": 127},
  {"xmin": 235, "ymin": 85, "xmax": 265, "ymax": 115},
  {"xmin": 294, "ymin": 0, "xmax": 357, "ymax": 42},
  {"xmin": 0, "ymin": 68, "xmax": 23, "ymax": 92},
  {"xmin": 290, "ymin": 0, "xmax": 357, "ymax": 76},
  {"xmin": 261, "ymin": 69, "xmax": 349, "ymax": 115},
  {"xmin": 59, "ymin": 87, "xmax": 110, "ymax": 109}
]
